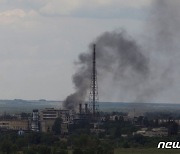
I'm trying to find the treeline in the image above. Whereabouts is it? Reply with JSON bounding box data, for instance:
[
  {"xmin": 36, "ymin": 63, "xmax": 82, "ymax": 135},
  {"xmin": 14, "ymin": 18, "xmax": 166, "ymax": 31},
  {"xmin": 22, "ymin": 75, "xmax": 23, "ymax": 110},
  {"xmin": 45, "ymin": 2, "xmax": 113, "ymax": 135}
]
[
  {"xmin": 0, "ymin": 132, "xmax": 65, "ymax": 154},
  {"xmin": 0, "ymin": 131, "xmax": 114, "ymax": 154},
  {"xmin": 1, "ymin": 111, "xmax": 180, "ymax": 154}
]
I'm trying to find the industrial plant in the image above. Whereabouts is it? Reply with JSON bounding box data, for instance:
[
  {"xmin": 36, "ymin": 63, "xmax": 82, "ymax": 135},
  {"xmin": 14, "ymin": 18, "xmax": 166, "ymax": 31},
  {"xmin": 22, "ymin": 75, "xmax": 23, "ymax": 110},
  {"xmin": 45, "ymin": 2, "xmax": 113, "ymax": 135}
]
[
  {"xmin": 0, "ymin": 44, "xmax": 103, "ymax": 134},
  {"xmin": 37, "ymin": 44, "xmax": 102, "ymax": 134}
]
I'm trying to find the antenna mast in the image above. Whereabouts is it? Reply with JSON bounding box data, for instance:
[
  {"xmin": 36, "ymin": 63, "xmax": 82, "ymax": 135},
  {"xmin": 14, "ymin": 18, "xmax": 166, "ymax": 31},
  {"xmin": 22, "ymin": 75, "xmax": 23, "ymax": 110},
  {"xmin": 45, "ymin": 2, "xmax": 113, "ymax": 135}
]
[{"xmin": 89, "ymin": 44, "xmax": 99, "ymax": 117}]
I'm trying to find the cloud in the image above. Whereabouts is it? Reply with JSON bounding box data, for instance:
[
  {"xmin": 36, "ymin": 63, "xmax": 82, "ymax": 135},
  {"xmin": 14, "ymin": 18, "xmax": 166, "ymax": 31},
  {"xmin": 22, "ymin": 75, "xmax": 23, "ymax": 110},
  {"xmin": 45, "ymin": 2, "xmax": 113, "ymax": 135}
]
[
  {"xmin": 0, "ymin": 9, "xmax": 25, "ymax": 24},
  {"xmin": 39, "ymin": 0, "xmax": 81, "ymax": 15},
  {"xmin": 0, "ymin": 0, "xmax": 152, "ymax": 19},
  {"xmin": 0, "ymin": 9, "xmax": 38, "ymax": 24},
  {"xmin": 0, "ymin": 9, "xmax": 25, "ymax": 17},
  {"xmin": 39, "ymin": 0, "xmax": 152, "ymax": 17}
]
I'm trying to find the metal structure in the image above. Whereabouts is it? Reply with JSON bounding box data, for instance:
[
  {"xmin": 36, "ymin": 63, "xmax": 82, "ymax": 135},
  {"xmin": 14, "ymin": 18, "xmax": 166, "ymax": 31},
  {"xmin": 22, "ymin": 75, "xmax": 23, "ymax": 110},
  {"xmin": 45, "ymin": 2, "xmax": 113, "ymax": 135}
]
[{"xmin": 89, "ymin": 44, "xmax": 99, "ymax": 117}]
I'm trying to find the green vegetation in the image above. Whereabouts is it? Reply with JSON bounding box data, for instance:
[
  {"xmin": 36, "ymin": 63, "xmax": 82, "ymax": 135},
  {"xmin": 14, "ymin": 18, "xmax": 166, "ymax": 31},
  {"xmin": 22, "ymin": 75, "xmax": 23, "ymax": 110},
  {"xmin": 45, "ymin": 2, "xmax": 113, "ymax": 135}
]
[
  {"xmin": 0, "ymin": 132, "xmax": 65, "ymax": 154},
  {"xmin": 52, "ymin": 117, "xmax": 62, "ymax": 135},
  {"xmin": 0, "ymin": 131, "xmax": 180, "ymax": 154},
  {"xmin": 0, "ymin": 111, "xmax": 180, "ymax": 153},
  {"xmin": 0, "ymin": 131, "xmax": 114, "ymax": 154}
]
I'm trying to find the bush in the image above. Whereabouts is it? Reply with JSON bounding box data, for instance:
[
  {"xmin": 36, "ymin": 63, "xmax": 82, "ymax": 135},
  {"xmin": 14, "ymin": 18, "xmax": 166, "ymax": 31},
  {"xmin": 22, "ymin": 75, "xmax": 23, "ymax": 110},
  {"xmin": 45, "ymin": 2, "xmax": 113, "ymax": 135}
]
[
  {"xmin": 123, "ymin": 142, "xmax": 130, "ymax": 148},
  {"xmin": 37, "ymin": 145, "xmax": 51, "ymax": 154},
  {"xmin": 23, "ymin": 148, "xmax": 37, "ymax": 154},
  {"xmin": 56, "ymin": 149, "xmax": 68, "ymax": 154},
  {"xmin": 73, "ymin": 148, "xmax": 83, "ymax": 154},
  {"xmin": 1, "ymin": 140, "xmax": 13, "ymax": 154}
]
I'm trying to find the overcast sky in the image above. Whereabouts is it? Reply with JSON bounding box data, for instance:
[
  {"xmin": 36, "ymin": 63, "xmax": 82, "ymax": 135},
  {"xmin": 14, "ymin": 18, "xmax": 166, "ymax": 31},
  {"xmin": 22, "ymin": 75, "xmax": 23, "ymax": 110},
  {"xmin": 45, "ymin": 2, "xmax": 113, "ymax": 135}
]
[{"xmin": 0, "ymin": 0, "xmax": 152, "ymax": 100}]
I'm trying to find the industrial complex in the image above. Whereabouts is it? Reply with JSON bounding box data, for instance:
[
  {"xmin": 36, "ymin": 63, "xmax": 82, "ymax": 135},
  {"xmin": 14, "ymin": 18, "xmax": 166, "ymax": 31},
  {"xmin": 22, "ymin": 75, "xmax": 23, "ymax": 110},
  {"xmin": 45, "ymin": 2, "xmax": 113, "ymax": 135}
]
[{"xmin": 0, "ymin": 44, "xmax": 102, "ymax": 134}]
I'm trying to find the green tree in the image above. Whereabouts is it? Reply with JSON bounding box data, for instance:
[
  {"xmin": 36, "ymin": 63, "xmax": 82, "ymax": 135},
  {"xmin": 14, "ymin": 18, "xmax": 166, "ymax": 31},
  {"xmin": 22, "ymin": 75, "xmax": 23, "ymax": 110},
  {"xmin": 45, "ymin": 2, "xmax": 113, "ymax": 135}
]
[
  {"xmin": 131, "ymin": 134, "xmax": 147, "ymax": 145},
  {"xmin": 168, "ymin": 121, "xmax": 179, "ymax": 136},
  {"xmin": 23, "ymin": 148, "xmax": 36, "ymax": 154},
  {"xmin": 73, "ymin": 148, "xmax": 83, "ymax": 154},
  {"xmin": 114, "ymin": 125, "xmax": 121, "ymax": 138},
  {"xmin": 11, "ymin": 144, "xmax": 18, "ymax": 154},
  {"xmin": 52, "ymin": 118, "xmax": 62, "ymax": 135},
  {"xmin": 1, "ymin": 140, "xmax": 13, "ymax": 154},
  {"xmin": 123, "ymin": 142, "xmax": 130, "ymax": 148},
  {"xmin": 16, "ymin": 137, "xmax": 28, "ymax": 149},
  {"xmin": 56, "ymin": 149, "xmax": 68, "ymax": 154},
  {"xmin": 37, "ymin": 145, "xmax": 51, "ymax": 154},
  {"xmin": 40, "ymin": 133, "xmax": 59, "ymax": 145},
  {"xmin": 28, "ymin": 133, "xmax": 41, "ymax": 144}
]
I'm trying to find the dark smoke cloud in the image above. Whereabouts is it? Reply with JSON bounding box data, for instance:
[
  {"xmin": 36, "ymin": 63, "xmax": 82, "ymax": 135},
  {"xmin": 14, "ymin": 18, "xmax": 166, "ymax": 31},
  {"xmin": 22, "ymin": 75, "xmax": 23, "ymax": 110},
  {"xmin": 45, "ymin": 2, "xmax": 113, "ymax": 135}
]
[
  {"xmin": 64, "ymin": 0, "xmax": 180, "ymax": 109},
  {"xmin": 63, "ymin": 30, "xmax": 150, "ymax": 109},
  {"xmin": 144, "ymin": 0, "xmax": 180, "ymax": 102}
]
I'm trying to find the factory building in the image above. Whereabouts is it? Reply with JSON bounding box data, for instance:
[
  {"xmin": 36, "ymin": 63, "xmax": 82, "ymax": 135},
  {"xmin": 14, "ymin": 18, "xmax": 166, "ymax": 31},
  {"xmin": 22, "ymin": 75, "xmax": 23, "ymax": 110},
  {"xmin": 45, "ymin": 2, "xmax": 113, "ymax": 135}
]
[
  {"xmin": 73, "ymin": 103, "xmax": 91, "ymax": 123},
  {"xmin": 60, "ymin": 104, "xmax": 93, "ymax": 135},
  {"xmin": 40, "ymin": 108, "xmax": 58, "ymax": 120},
  {"xmin": 38, "ymin": 104, "xmax": 93, "ymax": 134},
  {"xmin": 40, "ymin": 108, "xmax": 58, "ymax": 132},
  {"xmin": 39, "ymin": 108, "xmax": 73, "ymax": 133},
  {"xmin": 40, "ymin": 44, "xmax": 100, "ymax": 134},
  {"xmin": 57, "ymin": 109, "xmax": 74, "ymax": 123},
  {"xmin": 0, "ymin": 120, "xmax": 30, "ymax": 131}
]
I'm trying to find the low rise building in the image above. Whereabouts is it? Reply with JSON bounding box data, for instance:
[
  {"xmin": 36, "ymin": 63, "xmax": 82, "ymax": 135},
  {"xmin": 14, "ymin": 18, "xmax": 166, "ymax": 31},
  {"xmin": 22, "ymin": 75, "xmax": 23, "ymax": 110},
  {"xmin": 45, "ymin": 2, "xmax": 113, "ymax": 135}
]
[
  {"xmin": 40, "ymin": 108, "xmax": 58, "ymax": 121},
  {"xmin": 134, "ymin": 127, "xmax": 168, "ymax": 137},
  {"xmin": 158, "ymin": 119, "xmax": 180, "ymax": 125},
  {"xmin": 40, "ymin": 108, "xmax": 73, "ymax": 133},
  {"xmin": 0, "ymin": 120, "xmax": 30, "ymax": 131},
  {"xmin": 40, "ymin": 108, "xmax": 58, "ymax": 132}
]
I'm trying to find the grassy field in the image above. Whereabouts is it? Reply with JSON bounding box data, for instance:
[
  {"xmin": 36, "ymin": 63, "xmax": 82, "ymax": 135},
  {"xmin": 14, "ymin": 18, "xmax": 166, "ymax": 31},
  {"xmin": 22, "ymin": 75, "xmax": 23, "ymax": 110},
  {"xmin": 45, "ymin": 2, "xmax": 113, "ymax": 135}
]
[{"xmin": 114, "ymin": 148, "xmax": 180, "ymax": 154}]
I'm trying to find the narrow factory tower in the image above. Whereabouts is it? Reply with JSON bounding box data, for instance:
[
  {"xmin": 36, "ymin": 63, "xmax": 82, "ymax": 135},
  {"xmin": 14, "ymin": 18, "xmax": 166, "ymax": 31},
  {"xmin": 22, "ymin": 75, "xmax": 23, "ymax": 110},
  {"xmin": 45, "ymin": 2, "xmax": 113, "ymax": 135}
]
[{"xmin": 89, "ymin": 44, "xmax": 99, "ymax": 117}]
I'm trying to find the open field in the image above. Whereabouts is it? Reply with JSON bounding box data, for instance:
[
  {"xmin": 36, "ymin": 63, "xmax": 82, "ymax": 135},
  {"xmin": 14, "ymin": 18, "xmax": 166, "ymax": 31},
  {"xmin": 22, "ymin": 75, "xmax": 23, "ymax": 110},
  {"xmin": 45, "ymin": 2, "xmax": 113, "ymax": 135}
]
[{"xmin": 114, "ymin": 148, "xmax": 180, "ymax": 154}]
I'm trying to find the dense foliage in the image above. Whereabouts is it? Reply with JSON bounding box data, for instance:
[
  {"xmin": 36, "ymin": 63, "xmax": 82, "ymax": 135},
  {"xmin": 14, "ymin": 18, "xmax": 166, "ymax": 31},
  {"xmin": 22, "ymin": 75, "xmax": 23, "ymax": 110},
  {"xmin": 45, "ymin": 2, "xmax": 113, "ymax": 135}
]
[{"xmin": 0, "ymin": 111, "xmax": 179, "ymax": 153}]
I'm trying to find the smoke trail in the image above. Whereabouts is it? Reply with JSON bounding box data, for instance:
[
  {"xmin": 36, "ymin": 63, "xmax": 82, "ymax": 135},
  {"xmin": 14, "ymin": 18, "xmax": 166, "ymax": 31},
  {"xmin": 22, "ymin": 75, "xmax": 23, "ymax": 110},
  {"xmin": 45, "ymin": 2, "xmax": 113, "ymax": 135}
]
[{"xmin": 63, "ymin": 30, "xmax": 150, "ymax": 109}]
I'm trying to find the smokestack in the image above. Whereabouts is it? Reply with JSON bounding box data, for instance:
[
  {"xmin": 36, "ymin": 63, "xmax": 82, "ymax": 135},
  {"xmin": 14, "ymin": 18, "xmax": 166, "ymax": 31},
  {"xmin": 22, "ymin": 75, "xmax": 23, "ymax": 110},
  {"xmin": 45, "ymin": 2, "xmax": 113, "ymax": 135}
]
[{"xmin": 79, "ymin": 103, "xmax": 82, "ymax": 114}]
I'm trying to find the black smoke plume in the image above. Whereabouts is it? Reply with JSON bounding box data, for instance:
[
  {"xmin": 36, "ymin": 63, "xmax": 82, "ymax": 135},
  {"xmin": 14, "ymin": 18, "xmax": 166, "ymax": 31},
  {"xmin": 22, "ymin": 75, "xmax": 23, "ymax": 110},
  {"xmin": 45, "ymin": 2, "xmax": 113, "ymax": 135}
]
[
  {"xmin": 63, "ymin": 30, "xmax": 150, "ymax": 109},
  {"xmin": 64, "ymin": 0, "xmax": 180, "ymax": 109}
]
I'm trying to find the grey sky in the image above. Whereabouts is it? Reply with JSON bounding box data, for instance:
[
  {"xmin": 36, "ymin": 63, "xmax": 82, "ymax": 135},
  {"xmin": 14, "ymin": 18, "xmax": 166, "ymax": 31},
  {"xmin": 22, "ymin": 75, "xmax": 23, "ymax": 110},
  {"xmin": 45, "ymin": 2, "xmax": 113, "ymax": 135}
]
[{"xmin": 0, "ymin": 0, "xmax": 153, "ymax": 100}]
